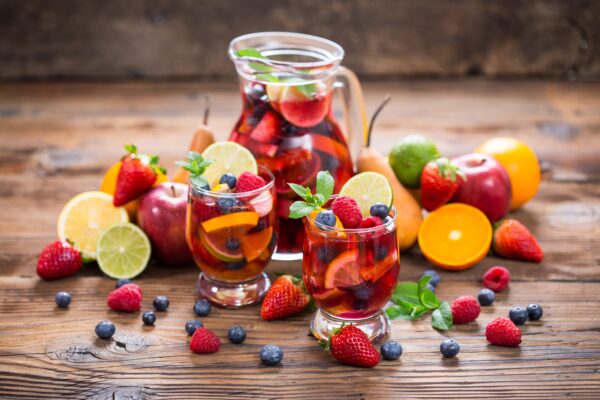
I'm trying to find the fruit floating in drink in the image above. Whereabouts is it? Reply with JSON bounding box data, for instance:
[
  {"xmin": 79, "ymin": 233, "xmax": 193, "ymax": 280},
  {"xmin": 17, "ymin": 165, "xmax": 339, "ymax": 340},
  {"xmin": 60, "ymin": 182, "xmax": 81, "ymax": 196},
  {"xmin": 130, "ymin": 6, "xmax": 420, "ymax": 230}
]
[
  {"xmin": 228, "ymin": 32, "xmax": 369, "ymax": 259},
  {"xmin": 289, "ymin": 171, "xmax": 400, "ymax": 342},
  {"xmin": 178, "ymin": 142, "xmax": 277, "ymax": 308}
]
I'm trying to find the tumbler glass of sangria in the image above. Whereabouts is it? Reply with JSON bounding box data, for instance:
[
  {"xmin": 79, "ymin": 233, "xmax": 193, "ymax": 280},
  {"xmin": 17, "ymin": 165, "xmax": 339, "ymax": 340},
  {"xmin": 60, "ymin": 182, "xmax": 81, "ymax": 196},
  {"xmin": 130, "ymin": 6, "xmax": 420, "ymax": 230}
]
[
  {"xmin": 180, "ymin": 142, "xmax": 277, "ymax": 308},
  {"xmin": 228, "ymin": 32, "xmax": 369, "ymax": 260}
]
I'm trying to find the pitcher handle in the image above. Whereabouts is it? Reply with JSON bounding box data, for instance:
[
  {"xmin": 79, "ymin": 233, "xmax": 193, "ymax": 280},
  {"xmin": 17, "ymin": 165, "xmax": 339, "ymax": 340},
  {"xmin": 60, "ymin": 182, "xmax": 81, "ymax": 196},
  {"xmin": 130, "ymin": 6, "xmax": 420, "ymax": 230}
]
[{"xmin": 334, "ymin": 66, "xmax": 368, "ymax": 166}]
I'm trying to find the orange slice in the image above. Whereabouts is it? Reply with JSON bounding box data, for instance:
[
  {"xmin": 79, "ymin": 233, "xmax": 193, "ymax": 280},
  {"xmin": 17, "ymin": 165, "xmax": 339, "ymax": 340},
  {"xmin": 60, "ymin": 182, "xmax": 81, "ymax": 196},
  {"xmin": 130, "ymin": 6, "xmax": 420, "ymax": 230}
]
[
  {"xmin": 418, "ymin": 203, "xmax": 492, "ymax": 270},
  {"xmin": 199, "ymin": 233, "xmax": 243, "ymax": 262},
  {"xmin": 241, "ymin": 227, "xmax": 273, "ymax": 262},
  {"xmin": 201, "ymin": 212, "xmax": 259, "ymax": 234},
  {"xmin": 361, "ymin": 254, "xmax": 397, "ymax": 282},
  {"xmin": 324, "ymin": 251, "xmax": 361, "ymax": 289}
]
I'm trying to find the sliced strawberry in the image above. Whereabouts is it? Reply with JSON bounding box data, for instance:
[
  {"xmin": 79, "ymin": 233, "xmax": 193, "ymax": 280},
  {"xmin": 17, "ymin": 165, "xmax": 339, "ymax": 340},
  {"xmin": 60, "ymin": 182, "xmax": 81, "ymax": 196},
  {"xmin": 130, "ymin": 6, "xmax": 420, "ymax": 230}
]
[{"xmin": 251, "ymin": 111, "xmax": 281, "ymax": 143}]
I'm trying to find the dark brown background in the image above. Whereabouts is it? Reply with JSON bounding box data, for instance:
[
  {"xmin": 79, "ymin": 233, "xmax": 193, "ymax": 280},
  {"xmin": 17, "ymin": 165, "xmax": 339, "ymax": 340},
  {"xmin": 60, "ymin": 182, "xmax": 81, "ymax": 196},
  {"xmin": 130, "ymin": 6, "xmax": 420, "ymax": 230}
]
[{"xmin": 1, "ymin": 0, "xmax": 599, "ymax": 81}]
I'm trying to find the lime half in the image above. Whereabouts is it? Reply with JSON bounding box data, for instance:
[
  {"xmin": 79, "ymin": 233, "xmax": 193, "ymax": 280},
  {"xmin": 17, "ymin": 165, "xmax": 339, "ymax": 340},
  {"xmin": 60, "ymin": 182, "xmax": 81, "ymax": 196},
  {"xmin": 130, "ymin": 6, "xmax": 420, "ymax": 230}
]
[
  {"xmin": 97, "ymin": 223, "xmax": 151, "ymax": 279},
  {"xmin": 339, "ymin": 172, "xmax": 393, "ymax": 217},
  {"xmin": 201, "ymin": 141, "xmax": 257, "ymax": 187}
]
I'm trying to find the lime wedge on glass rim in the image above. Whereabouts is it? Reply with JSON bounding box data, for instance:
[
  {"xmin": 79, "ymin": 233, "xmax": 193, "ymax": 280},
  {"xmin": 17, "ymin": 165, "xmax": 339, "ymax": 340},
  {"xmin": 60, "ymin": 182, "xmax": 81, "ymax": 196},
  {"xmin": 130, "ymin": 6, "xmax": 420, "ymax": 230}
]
[
  {"xmin": 201, "ymin": 141, "xmax": 257, "ymax": 187},
  {"xmin": 96, "ymin": 223, "xmax": 151, "ymax": 279},
  {"xmin": 339, "ymin": 172, "xmax": 393, "ymax": 217}
]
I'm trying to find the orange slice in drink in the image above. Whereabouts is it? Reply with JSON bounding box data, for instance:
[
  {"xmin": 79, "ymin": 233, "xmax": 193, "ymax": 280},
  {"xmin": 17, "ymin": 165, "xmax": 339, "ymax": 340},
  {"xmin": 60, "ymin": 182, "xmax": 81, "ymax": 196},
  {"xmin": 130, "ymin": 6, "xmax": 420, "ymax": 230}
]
[
  {"xmin": 324, "ymin": 251, "xmax": 361, "ymax": 289},
  {"xmin": 241, "ymin": 227, "xmax": 273, "ymax": 262},
  {"xmin": 201, "ymin": 212, "xmax": 259, "ymax": 234},
  {"xmin": 418, "ymin": 203, "xmax": 492, "ymax": 270},
  {"xmin": 199, "ymin": 233, "xmax": 244, "ymax": 262},
  {"xmin": 361, "ymin": 254, "xmax": 397, "ymax": 282}
]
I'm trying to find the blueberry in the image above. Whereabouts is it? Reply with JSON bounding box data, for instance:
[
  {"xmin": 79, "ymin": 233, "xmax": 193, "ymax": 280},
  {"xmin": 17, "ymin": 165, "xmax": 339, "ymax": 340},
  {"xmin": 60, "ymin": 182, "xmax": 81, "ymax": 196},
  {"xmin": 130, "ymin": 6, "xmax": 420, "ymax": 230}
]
[
  {"xmin": 509, "ymin": 306, "xmax": 529, "ymax": 325},
  {"xmin": 250, "ymin": 218, "xmax": 267, "ymax": 233},
  {"xmin": 194, "ymin": 299, "xmax": 211, "ymax": 316},
  {"xmin": 153, "ymin": 296, "xmax": 169, "ymax": 311},
  {"xmin": 352, "ymin": 299, "xmax": 369, "ymax": 310},
  {"xmin": 421, "ymin": 270, "xmax": 440, "ymax": 287},
  {"xmin": 225, "ymin": 261, "xmax": 246, "ymax": 270},
  {"xmin": 259, "ymin": 344, "xmax": 283, "ymax": 366},
  {"xmin": 380, "ymin": 340, "xmax": 403, "ymax": 360},
  {"xmin": 527, "ymin": 304, "xmax": 543, "ymax": 321},
  {"xmin": 477, "ymin": 288, "xmax": 495, "ymax": 306},
  {"xmin": 226, "ymin": 238, "xmax": 241, "ymax": 251},
  {"xmin": 374, "ymin": 244, "xmax": 388, "ymax": 261},
  {"xmin": 217, "ymin": 197, "xmax": 240, "ymax": 214},
  {"xmin": 228, "ymin": 325, "xmax": 247, "ymax": 344},
  {"xmin": 315, "ymin": 210, "xmax": 336, "ymax": 227},
  {"xmin": 317, "ymin": 245, "xmax": 338, "ymax": 264},
  {"xmin": 115, "ymin": 278, "xmax": 131, "ymax": 289},
  {"xmin": 95, "ymin": 320, "xmax": 116, "ymax": 340},
  {"xmin": 142, "ymin": 311, "xmax": 156, "ymax": 326},
  {"xmin": 54, "ymin": 291, "xmax": 71, "ymax": 308},
  {"xmin": 246, "ymin": 83, "xmax": 266, "ymax": 102},
  {"xmin": 370, "ymin": 203, "xmax": 390, "ymax": 219},
  {"xmin": 351, "ymin": 282, "xmax": 373, "ymax": 300},
  {"xmin": 219, "ymin": 173, "xmax": 237, "ymax": 189},
  {"xmin": 185, "ymin": 320, "xmax": 203, "ymax": 335},
  {"xmin": 440, "ymin": 339, "xmax": 460, "ymax": 358}
]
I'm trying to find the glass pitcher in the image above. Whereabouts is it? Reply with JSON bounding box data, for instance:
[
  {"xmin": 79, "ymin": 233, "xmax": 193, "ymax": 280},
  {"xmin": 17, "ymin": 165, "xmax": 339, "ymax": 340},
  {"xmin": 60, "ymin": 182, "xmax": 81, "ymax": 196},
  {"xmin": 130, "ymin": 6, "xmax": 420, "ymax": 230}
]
[{"xmin": 228, "ymin": 32, "xmax": 367, "ymax": 260}]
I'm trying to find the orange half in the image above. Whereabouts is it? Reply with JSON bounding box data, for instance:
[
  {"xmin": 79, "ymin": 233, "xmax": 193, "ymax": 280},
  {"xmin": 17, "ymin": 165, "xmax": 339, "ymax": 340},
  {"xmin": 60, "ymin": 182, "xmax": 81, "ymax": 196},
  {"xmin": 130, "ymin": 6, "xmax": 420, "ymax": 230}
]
[{"xmin": 418, "ymin": 203, "xmax": 492, "ymax": 271}]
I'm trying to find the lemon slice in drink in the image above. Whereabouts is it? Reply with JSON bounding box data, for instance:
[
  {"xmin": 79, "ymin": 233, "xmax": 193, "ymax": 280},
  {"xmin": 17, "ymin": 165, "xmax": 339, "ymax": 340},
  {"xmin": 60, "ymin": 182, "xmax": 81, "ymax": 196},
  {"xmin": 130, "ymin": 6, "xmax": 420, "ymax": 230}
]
[
  {"xmin": 201, "ymin": 141, "xmax": 257, "ymax": 187},
  {"xmin": 57, "ymin": 191, "xmax": 129, "ymax": 260},
  {"xmin": 339, "ymin": 172, "xmax": 393, "ymax": 217},
  {"xmin": 96, "ymin": 223, "xmax": 151, "ymax": 279}
]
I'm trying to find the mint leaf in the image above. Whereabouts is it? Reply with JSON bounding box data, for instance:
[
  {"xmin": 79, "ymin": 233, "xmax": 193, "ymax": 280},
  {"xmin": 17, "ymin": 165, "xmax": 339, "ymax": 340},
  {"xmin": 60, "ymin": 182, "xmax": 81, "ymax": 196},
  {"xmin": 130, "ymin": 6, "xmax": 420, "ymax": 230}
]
[
  {"xmin": 391, "ymin": 282, "xmax": 421, "ymax": 307},
  {"xmin": 431, "ymin": 301, "xmax": 453, "ymax": 331},
  {"xmin": 420, "ymin": 288, "xmax": 441, "ymax": 309},
  {"xmin": 316, "ymin": 170, "xmax": 334, "ymax": 203},
  {"xmin": 295, "ymin": 83, "xmax": 318, "ymax": 98},
  {"xmin": 385, "ymin": 304, "xmax": 413, "ymax": 320},
  {"xmin": 190, "ymin": 175, "xmax": 208, "ymax": 189},
  {"xmin": 124, "ymin": 144, "xmax": 137, "ymax": 154},
  {"xmin": 410, "ymin": 305, "xmax": 430, "ymax": 318},
  {"xmin": 289, "ymin": 201, "xmax": 316, "ymax": 219},
  {"xmin": 236, "ymin": 48, "xmax": 265, "ymax": 58},
  {"xmin": 418, "ymin": 275, "xmax": 432, "ymax": 292},
  {"xmin": 288, "ymin": 183, "xmax": 312, "ymax": 201},
  {"xmin": 176, "ymin": 151, "xmax": 212, "ymax": 178}
]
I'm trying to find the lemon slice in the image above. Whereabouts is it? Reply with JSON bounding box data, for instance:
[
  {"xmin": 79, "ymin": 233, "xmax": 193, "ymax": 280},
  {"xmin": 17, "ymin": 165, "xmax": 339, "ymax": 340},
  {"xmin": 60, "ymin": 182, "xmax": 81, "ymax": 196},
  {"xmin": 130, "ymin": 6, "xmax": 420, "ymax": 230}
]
[
  {"xmin": 96, "ymin": 223, "xmax": 151, "ymax": 279},
  {"xmin": 339, "ymin": 172, "xmax": 393, "ymax": 217},
  {"xmin": 57, "ymin": 191, "xmax": 129, "ymax": 260},
  {"xmin": 201, "ymin": 142, "xmax": 257, "ymax": 187}
]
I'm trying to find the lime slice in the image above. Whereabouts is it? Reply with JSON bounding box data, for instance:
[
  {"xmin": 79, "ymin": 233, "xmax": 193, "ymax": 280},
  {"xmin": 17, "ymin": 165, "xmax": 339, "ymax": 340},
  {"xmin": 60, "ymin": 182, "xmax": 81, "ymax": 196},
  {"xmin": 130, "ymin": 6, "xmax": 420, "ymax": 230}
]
[
  {"xmin": 57, "ymin": 191, "xmax": 129, "ymax": 260},
  {"xmin": 96, "ymin": 223, "xmax": 151, "ymax": 279},
  {"xmin": 201, "ymin": 142, "xmax": 257, "ymax": 187},
  {"xmin": 339, "ymin": 172, "xmax": 393, "ymax": 217}
]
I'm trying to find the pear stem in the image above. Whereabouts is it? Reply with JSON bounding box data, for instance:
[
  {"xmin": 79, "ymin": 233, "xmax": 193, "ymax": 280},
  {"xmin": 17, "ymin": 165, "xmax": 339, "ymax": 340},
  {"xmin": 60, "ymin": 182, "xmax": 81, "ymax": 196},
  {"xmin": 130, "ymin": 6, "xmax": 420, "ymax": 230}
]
[{"xmin": 366, "ymin": 94, "xmax": 392, "ymax": 147}]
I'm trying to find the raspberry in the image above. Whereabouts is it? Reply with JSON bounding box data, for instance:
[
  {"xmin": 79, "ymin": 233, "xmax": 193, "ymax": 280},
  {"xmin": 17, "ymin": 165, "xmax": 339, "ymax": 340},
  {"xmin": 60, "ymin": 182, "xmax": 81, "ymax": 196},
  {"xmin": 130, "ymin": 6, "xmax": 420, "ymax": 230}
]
[
  {"xmin": 107, "ymin": 283, "xmax": 142, "ymax": 312},
  {"xmin": 331, "ymin": 196, "xmax": 362, "ymax": 229},
  {"xmin": 236, "ymin": 171, "xmax": 266, "ymax": 193},
  {"xmin": 358, "ymin": 216, "xmax": 383, "ymax": 229},
  {"xmin": 189, "ymin": 327, "xmax": 221, "ymax": 354},
  {"xmin": 451, "ymin": 295, "xmax": 481, "ymax": 324},
  {"xmin": 483, "ymin": 266, "xmax": 511, "ymax": 292},
  {"xmin": 486, "ymin": 317, "xmax": 522, "ymax": 347}
]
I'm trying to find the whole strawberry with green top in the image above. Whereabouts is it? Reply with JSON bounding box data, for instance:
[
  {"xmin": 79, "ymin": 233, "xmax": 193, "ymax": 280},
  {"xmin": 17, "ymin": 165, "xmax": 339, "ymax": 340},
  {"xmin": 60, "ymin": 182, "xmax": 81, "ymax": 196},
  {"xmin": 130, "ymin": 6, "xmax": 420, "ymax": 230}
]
[
  {"xmin": 421, "ymin": 157, "xmax": 465, "ymax": 212},
  {"xmin": 324, "ymin": 325, "xmax": 380, "ymax": 368},
  {"xmin": 113, "ymin": 144, "xmax": 166, "ymax": 206},
  {"xmin": 261, "ymin": 275, "xmax": 310, "ymax": 321}
]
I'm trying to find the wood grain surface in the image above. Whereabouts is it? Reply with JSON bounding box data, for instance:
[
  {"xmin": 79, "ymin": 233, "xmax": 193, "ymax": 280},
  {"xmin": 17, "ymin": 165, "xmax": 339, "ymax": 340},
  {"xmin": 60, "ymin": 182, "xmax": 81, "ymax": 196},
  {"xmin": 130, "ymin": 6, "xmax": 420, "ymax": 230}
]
[{"xmin": 0, "ymin": 81, "xmax": 599, "ymax": 399}]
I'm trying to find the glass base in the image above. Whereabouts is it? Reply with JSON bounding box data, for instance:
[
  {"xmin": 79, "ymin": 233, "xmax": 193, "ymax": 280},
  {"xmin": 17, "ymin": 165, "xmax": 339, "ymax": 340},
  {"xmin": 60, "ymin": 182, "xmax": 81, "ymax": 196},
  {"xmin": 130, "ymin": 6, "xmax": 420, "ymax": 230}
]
[
  {"xmin": 310, "ymin": 309, "xmax": 390, "ymax": 343},
  {"xmin": 272, "ymin": 251, "xmax": 303, "ymax": 261},
  {"xmin": 196, "ymin": 272, "xmax": 270, "ymax": 308}
]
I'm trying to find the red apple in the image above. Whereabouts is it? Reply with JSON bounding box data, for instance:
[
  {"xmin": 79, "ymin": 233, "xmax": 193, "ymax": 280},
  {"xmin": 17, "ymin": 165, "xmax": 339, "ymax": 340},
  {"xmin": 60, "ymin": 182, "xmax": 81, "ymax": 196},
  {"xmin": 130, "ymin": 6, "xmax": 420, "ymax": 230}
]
[
  {"xmin": 137, "ymin": 182, "xmax": 193, "ymax": 267},
  {"xmin": 452, "ymin": 153, "xmax": 512, "ymax": 222}
]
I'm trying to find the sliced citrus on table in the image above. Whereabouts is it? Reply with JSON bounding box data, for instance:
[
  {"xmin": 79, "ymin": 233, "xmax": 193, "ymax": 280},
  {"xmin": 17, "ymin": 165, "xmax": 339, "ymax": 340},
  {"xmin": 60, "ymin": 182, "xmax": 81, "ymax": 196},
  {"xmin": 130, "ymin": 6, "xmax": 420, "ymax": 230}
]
[
  {"xmin": 241, "ymin": 226, "xmax": 273, "ymax": 262},
  {"xmin": 201, "ymin": 141, "xmax": 257, "ymax": 187},
  {"xmin": 324, "ymin": 251, "xmax": 361, "ymax": 289},
  {"xmin": 339, "ymin": 172, "xmax": 393, "ymax": 217},
  {"xmin": 418, "ymin": 203, "xmax": 492, "ymax": 271},
  {"xmin": 57, "ymin": 191, "xmax": 129, "ymax": 260},
  {"xmin": 96, "ymin": 223, "xmax": 151, "ymax": 279}
]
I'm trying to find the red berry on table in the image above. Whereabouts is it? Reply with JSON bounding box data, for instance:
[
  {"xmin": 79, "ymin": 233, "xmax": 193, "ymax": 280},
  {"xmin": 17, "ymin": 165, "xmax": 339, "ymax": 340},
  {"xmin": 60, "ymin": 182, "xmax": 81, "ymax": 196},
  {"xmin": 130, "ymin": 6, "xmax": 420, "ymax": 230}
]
[
  {"xmin": 331, "ymin": 196, "xmax": 362, "ymax": 229},
  {"xmin": 482, "ymin": 266, "xmax": 511, "ymax": 292},
  {"xmin": 37, "ymin": 240, "xmax": 82, "ymax": 280},
  {"xmin": 107, "ymin": 283, "xmax": 142, "ymax": 312},
  {"xmin": 328, "ymin": 325, "xmax": 380, "ymax": 368},
  {"xmin": 421, "ymin": 157, "xmax": 465, "ymax": 212},
  {"xmin": 236, "ymin": 171, "xmax": 267, "ymax": 193},
  {"xmin": 493, "ymin": 219, "xmax": 543, "ymax": 262},
  {"xmin": 113, "ymin": 144, "xmax": 163, "ymax": 206},
  {"xmin": 358, "ymin": 216, "xmax": 383, "ymax": 229},
  {"xmin": 486, "ymin": 317, "xmax": 522, "ymax": 347},
  {"xmin": 451, "ymin": 295, "xmax": 481, "ymax": 324},
  {"xmin": 260, "ymin": 275, "xmax": 310, "ymax": 321},
  {"xmin": 189, "ymin": 327, "xmax": 221, "ymax": 354}
]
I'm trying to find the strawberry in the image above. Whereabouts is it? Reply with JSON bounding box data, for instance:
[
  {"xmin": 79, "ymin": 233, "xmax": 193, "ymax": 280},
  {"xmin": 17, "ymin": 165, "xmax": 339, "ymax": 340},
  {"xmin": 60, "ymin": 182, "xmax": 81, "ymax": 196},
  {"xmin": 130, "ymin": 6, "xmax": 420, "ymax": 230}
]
[
  {"xmin": 236, "ymin": 171, "xmax": 267, "ymax": 193},
  {"xmin": 486, "ymin": 317, "xmax": 522, "ymax": 347},
  {"xmin": 421, "ymin": 158, "xmax": 465, "ymax": 212},
  {"xmin": 493, "ymin": 219, "xmax": 543, "ymax": 262},
  {"xmin": 251, "ymin": 111, "xmax": 280, "ymax": 143},
  {"xmin": 326, "ymin": 325, "xmax": 380, "ymax": 367},
  {"xmin": 107, "ymin": 283, "xmax": 142, "ymax": 312},
  {"xmin": 451, "ymin": 295, "xmax": 481, "ymax": 324},
  {"xmin": 331, "ymin": 196, "xmax": 362, "ymax": 229},
  {"xmin": 189, "ymin": 327, "xmax": 221, "ymax": 354},
  {"xmin": 36, "ymin": 240, "xmax": 82, "ymax": 280},
  {"xmin": 482, "ymin": 266, "xmax": 511, "ymax": 292},
  {"xmin": 113, "ymin": 144, "xmax": 165, "ymax": 206},
  {"xmin": 260, "ymin": 275, "xmax": 310, "ymax": 321}
]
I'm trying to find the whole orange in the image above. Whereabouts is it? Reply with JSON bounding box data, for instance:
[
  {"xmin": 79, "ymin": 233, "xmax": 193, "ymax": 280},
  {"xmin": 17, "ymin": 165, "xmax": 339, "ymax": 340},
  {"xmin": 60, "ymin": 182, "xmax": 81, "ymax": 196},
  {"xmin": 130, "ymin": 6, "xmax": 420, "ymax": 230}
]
[{"xmin": 475, "ymin": 137, "xmax": 540, "ymax": 210}]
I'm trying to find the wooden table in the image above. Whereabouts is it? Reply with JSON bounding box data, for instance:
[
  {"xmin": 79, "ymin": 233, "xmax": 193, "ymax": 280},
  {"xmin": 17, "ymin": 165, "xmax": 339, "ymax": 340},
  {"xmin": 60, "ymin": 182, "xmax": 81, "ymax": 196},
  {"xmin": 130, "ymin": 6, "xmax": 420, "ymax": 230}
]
[{"xmin": 1, "ymin": 81, "xmax": 599, "ymax": 399}]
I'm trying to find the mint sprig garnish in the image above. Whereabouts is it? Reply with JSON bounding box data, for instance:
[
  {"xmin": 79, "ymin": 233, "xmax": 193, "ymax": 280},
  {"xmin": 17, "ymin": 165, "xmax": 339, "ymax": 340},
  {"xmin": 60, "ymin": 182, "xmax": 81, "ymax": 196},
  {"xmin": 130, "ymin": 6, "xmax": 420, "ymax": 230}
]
[
  {"xmin": 385, "ymin": 275, "xmax": 453, "ymax": 331},
  {"xmin": 175, "ymin": 151, "xmax": 213, "ymax": 189},
  {"xmin": 288, "ymin": 170, "xmax": 334, "ymax": 219},
  {"xmin": 124, "ymin": 144, "xmax": 167, "ymax": 175}
]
